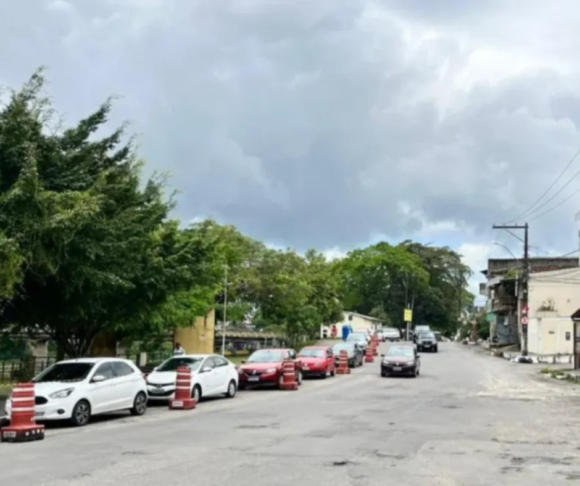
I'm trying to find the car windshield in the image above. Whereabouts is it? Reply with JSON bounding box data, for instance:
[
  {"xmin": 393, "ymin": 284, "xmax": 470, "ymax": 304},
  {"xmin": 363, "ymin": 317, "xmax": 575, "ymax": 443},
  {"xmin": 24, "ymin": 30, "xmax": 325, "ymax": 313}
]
[
  {"xmin": 157, "ymin": 357, "xmax": 204, "ymax": 372},
  {"xmin": 247, "ymin": 350, "xmax": 285, "ymax": 363},
  {"xmin": 387, "ymin": 347, "xmax": 414, "ymax": 358},
  {"xmin": 384, "ymin": 328, "xmax": 398, "ymax": 334},
  {"xmin": 299, "ymin": 349, "xmax": 326, "ymax": 358},
  {"xmin": 420, "ymin": 332, "xmax": 435, "ymax": 339},
  {"xmin": 33, "ymin": 362, "xmax": 95, "ymax": 383},
  {"xmin": 333, "ymin": 343, "xmax": 353, "ymax": 352},
  {"xmin": 347, "ymin": 333, "xmax": 366, "ymax": 340}
]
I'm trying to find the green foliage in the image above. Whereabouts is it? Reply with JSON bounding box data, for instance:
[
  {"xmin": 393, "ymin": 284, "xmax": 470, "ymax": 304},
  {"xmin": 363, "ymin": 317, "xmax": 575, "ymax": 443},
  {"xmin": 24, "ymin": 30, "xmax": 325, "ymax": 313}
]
[
  {"xmin": 0, "ymin": 71, "xmax": 212, "ymax": 356},
  {"xmin": 334, "ymin": 240, "xmax": 472, "ymax": 336}
]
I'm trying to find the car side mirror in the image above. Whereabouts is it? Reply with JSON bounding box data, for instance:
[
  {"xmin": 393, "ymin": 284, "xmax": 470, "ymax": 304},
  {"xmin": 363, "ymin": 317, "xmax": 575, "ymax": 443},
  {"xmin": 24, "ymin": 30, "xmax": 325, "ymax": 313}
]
[
  {"xmin": 380, "ymin": 354, "xmax": 385, "ymax": 357},
  {"xmin": 241, "ymin": 360, "xmax": 246, "ymax": 364},
  {"xmin": 201, "ymin": 366, "xmax": 213, "ymax": 373},
  {"xmin": 91, "ymin": 375, "xmax": 105, "ymax": 383}
]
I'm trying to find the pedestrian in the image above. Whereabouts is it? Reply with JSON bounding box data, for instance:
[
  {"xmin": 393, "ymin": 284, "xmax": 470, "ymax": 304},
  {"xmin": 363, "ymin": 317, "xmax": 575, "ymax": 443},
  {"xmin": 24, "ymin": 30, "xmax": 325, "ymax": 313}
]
[{"xmin": 173, "ymin": 342, "xmax": 185, "ymax": 356}]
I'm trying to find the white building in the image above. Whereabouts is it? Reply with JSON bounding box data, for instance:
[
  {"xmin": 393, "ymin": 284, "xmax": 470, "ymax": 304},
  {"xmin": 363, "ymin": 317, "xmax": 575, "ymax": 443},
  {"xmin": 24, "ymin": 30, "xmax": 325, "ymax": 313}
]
[
  {"xmin": 527, "ymin": 267, "xmax": 580, "ymax": 361},
  {"xmin": 320, "ymin": 311, "xmax": 382, "ymax": 339}
]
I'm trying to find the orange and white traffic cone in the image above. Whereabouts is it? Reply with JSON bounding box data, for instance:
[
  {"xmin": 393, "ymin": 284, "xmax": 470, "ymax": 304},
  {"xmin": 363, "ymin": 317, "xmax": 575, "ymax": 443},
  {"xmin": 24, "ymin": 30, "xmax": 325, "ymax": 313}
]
[
  {"xmin": 279, "ymin": 359, "xmax": 299, "ymax": 390},
  {"xmin": 1, "ymin": 383, "xmax": 44, "ymax": 443},
  {"xmin": 364, "ymin": 344, "xmax": 374, "ymax": 363},
  {"xmin": 169, "ymin": 366, "xmax": 197, "ymax": 410},
  {"xmin": 336, "ymin": 350, "xmax": 351, "ymax": 375}
]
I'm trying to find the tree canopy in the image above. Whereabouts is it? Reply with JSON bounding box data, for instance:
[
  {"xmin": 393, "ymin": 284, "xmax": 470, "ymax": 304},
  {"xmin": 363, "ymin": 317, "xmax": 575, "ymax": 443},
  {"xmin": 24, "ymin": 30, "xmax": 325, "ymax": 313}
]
[{"xmin": 0, "ymin": 71, "xmax": 474, "ymax": 356}]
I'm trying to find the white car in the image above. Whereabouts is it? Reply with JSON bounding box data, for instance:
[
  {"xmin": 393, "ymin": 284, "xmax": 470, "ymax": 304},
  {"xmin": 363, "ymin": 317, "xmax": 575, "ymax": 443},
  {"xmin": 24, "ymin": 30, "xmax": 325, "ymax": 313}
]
[
  {"xmin": 4, "ymin": 358, "xmax": 148, "ymax": 427},
  {"xmin": 146, "ymin": 354, "xmax": 239, "ymax": 402}
]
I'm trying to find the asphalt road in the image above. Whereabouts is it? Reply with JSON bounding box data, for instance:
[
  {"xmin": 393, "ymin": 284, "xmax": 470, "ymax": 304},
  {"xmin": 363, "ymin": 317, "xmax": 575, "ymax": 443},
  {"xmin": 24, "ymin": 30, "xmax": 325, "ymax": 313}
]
[{"xmin": 3, "ymin": 343, "xmax": 580, "ymax": 485}]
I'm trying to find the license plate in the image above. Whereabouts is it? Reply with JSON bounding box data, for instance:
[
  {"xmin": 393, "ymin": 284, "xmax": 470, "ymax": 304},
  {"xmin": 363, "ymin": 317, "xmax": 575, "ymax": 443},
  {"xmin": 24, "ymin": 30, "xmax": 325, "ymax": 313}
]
[
  {"xmin": 2, "ymin": 431, "xmax": 16, "ymax": 439},
  {"xmin": 172, "ymin": 401, "xmax": 183, "ymax": 408},
  {"xmin": 248, "ymin": 376, "xmax": 260, "ymax": 382},
  {"xmin": 149, "ymin": 388, "xmax": 164, "ymax": 394},
  {"xmin": 392, "ymin": 367, "xmax": 402, "ymax": 371},
  {"xmin": 302, "ymin": 366, "xmax": 309, "ymax": 370},
  {"xmin": 35, "ymin": 412, "xmax": 45, "ymax": 418}
]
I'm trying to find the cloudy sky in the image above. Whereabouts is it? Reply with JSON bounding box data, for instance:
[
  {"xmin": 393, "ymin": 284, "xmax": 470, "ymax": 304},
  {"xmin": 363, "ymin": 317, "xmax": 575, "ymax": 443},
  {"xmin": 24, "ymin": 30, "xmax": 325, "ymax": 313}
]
[{"xmin": 2, "ymin": 0, "xmax": 580, "ymax": 298}]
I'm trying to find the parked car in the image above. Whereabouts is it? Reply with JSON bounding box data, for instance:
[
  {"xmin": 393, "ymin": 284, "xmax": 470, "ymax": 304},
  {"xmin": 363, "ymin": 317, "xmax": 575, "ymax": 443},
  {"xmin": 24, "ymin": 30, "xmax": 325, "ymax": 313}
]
[
  {"xmin": 5, "ymin": 358, "xmax": 148, "ymax": 427},
  {"xmin": 347, "ymin": 332, "xmax": 369, "ymax": 352},
  {"xmin": 381, "ymin": 327, "xmax": 401, "ymax": 342},
  {"xmin": 413, "ymin": 324, "xmax": 431, "ymax": 343},
  {"xmin": 298, "ymin": 346, "xmax": 335, "ymax": 378},
  {"xmin": 332, "ymin": 342, "xmax": 364, "ymax": 368},
  {"xmin": 237, "ymin": 349, "xmax": 302, "ymax": 389},
  {"xmin": 433, "ymin": 331, "xmax": 442, "ymax": 342},
  {"xmin": 416, "ymin": 331, "xmax": 438, "ymax": 352},
  {"xmin": 146, "ymin": 354, "xmax": 239, "ymax": 403},
  {"xmin": 380, "ymin": 345, "xmax": 420, "ymax": 378}
]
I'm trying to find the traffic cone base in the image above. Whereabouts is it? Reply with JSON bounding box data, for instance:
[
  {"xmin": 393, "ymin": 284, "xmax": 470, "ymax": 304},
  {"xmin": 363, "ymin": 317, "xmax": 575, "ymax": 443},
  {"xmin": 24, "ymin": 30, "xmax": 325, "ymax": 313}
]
[{"xmin": 1, "ymin": 426, "xmax": 45, "ymax": 443}]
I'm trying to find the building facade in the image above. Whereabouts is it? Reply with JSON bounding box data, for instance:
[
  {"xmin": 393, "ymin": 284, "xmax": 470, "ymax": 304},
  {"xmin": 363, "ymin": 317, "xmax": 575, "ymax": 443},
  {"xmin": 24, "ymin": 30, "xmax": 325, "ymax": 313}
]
[
  {"xmin": 483, "ymin": 257, "xmax": 578, "ymax": 347},
  {"xmin": 320, "ymin": 311, "xmax": 382, "ymax": 339},
  {"xmin": 527, "ymin": 267, "xmax": 580, "ymax": 359}
]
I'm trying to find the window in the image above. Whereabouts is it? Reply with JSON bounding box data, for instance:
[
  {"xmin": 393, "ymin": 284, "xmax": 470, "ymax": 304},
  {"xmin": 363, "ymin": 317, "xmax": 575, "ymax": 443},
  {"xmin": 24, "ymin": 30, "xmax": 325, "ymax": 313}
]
[
  {"xmin": 94, "ymin": 362, "xmax": 115, "ymax": 380},
  {"xmin": 202, "ymin": 357, "xmax": 217, "ymax": 370},
  {"xmin": 112, "ymin": 361, "xmax": 134, "ymax": 377},
  {"xmin": 157, "ymin": 357, "xmax": 204, "ymax": 372},
  {"xmin": 213, "ymin": 356, "xmax": 228, "ymax": 367},
  {"xmin": 34, "ymin": 362, "xmax": 95, "ymax": 383}
]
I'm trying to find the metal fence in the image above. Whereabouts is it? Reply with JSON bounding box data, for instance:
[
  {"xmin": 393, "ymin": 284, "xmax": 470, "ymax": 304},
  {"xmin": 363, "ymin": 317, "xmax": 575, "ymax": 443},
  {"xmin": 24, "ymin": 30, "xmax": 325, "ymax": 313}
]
[{"xmin": 0, "ymin": 357, "xmax": 57, "ymax": 383}]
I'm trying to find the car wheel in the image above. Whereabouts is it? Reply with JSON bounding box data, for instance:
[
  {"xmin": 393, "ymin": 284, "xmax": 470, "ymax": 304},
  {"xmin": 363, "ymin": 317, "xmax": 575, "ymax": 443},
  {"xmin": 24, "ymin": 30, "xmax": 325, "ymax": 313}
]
[
  {"xmin": 192, "ymin": 384, "xmax": 202, "ymax": 402},
  {"xmin": 70, "ymin": 400, "xmax": 91, "ymax": 427},
  {"xmin": 381, "ymin": 370, "xmax": 388, "ymax": 377},
  {"xmin": 297, "ymin": 371, "xmax": 303, "ymax": 385},
  {"xmin": 349, "ymin": 358, "xmax": 355, "ymax": 368},
  {"xmin": 412, "ymin": 367, "xmax": 418, "ymax": 378},
  {"xmin": 130, "ymin": 391, "xmax": 148, "ymax": 416},
  {"xmin": 225, "ymin": 380, "xmax": 237, "ymax": 398},
  {"xmin": 278, "ymin": 374, "xmax": 285, "ymax": 389},
  {"xmin": 434, "ymin": 347, "xmax": 438, "ymax": 353},
  {"xmin": 322, "ymin": 367, "xmax": 329, "ymax": 379},
  {"xmin": 330, "ymin": 367, "xmax": 336, "ymax": 377}
]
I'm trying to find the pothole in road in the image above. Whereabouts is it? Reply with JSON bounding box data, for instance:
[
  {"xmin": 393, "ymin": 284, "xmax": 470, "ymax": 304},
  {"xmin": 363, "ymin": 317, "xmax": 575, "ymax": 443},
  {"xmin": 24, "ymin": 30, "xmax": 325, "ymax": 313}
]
[
  {"xmin": 237, "ymin": 423, "xmax": 280, "ymax": 430},
  {"xmin": 325, "ymin": 460, "xmax": 356, "ymax": 467}
]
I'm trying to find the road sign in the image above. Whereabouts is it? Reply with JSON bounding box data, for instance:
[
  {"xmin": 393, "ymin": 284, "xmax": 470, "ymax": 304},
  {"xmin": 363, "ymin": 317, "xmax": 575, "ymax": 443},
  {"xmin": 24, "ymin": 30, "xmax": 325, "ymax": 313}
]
[
  {"xmin": 522, "ymin": 306, "xmax": 529, "ymax": 315},
  {"xmin": 521, "ymin": 316, "xmax": 529, "ymax": 325},
  {"xmin": 404, "ymin": 309, "xmax": 413, "ymax": 322}
]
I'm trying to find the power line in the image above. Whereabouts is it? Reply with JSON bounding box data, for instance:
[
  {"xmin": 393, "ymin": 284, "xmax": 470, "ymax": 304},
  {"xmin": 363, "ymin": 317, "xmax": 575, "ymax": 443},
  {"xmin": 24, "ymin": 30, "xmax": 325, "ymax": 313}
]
[
  {"xmin": 505, "ymin": 147, "xmax": 580, "ymax": 223},
  {"xmin": 527, "ymin": 185, "xmax": 580, "ymax": 222}
]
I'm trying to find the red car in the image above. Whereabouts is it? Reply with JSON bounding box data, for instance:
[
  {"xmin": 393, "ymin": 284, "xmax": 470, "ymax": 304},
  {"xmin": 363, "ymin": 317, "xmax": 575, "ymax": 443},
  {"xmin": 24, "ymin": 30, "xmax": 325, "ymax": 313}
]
[
  {"xmin": 298, "ymin": 346, "xmax": 335, "ymax": 378},
  {"xmin": 238, "ymin": 348, "xmax": 302, "ymax": 389}
]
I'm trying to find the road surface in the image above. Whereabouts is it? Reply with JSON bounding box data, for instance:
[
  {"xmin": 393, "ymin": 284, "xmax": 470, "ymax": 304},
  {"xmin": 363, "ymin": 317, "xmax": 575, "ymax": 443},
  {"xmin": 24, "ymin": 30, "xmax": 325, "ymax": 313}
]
[{"xmin": 2, "ymin": 343, "xmax": 580, "ymax": 485}]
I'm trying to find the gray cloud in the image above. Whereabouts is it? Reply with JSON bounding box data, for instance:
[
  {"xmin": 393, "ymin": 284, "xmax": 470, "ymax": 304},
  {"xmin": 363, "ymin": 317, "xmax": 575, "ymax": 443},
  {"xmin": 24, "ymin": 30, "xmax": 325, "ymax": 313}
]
[{"xmin": 2, "ymin": 0, "xmax": 580, "ymax": 259}]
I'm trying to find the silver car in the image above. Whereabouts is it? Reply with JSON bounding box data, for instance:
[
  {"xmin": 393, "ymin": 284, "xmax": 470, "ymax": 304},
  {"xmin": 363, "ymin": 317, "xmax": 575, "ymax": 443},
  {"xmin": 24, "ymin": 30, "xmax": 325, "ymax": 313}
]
[
  {"xmin": 381, "ymin": 327, "xmax": 401, "ymax": 342},
  {"xmin": 346, "ymin": 332, "xmax": 368, "ymax": 353}
]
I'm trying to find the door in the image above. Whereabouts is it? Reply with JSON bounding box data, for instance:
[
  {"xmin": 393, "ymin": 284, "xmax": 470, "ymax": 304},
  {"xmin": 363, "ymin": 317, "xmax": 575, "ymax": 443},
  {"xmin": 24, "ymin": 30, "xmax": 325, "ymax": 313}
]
[
  {"xmin": 111, "ymin": 361, "xmax": 139, "ymax": 409},
  {"xmin": 211, "ymin": 356, "xmax": 231, "ymax": 393},
  {"xmin": 87, "ymin": 362, "xmax": 118, "ymax": 414},
  {"xmin": 197, "ymin": 357, "xmax": 219, "ymax": 396}
]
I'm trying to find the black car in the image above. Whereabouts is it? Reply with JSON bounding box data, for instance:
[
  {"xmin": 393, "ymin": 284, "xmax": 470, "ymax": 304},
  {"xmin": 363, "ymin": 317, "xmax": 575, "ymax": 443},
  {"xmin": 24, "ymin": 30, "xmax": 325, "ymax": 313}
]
[
  {"xmin": 416, "ymin": 331, "xmax": 438, "ymax": 352},
  {"xmin": 380, "ymin": 345, "xmax": 420, "ymax": 378},
  {"xmin": 412, "ymin": 324, "xmax": 431, "ymax": 343}
]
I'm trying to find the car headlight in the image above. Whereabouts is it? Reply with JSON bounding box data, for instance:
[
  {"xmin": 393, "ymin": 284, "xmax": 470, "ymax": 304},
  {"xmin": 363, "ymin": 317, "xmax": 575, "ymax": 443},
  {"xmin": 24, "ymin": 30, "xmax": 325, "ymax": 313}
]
[
  {"xmin": 265, "ymin": 368, "xmax": 277, "ymax": 374},
  {"xmin": 49, "ymin": 388, "xmax": 75, "ymax": 399}
]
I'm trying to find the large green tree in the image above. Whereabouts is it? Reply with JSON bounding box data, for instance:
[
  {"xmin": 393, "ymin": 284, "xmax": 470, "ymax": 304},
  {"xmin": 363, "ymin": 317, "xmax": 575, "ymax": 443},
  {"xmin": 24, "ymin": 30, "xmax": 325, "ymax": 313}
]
[{"xmin": 0, "ymin": 71, "xmax": 212, "ymax": 356}]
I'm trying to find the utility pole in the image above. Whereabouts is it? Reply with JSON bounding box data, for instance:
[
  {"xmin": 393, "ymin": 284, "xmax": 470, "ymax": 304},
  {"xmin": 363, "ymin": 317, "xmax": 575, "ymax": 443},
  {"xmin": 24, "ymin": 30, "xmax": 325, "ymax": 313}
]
[
  {"xmin": 492, "ymin": 223, "xmax": 529, "ymax": 355},
  {"xmin": 221, "ymin": 265, "xmax": 228, "ymax": 356}
]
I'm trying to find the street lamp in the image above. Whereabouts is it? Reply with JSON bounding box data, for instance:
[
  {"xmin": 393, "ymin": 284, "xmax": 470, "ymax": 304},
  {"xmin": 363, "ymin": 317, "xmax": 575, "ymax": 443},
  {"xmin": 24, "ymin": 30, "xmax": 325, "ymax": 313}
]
[{"xmin": 221, "ymin": 264, "xmax": 228, "ymax": 356}]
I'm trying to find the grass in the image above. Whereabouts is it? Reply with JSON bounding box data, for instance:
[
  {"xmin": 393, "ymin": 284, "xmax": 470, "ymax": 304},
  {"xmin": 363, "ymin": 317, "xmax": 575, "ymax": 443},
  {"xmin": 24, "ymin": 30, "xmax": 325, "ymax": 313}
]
[
  {"xmin": 540, "ymin": 367, "xmax": 580, "ymax": 383},
  {"xmin": 0, "ymin": 383, "xmax": 13, "ymax": 396}
]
